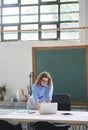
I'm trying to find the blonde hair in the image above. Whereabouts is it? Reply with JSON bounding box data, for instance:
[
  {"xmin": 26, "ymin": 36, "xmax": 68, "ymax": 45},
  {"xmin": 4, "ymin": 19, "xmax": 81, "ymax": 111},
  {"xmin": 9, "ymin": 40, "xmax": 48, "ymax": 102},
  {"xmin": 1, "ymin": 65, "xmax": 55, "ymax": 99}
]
[{"xmin": 35, "ymin": 71, "xmax": 53, "ymax": 88}]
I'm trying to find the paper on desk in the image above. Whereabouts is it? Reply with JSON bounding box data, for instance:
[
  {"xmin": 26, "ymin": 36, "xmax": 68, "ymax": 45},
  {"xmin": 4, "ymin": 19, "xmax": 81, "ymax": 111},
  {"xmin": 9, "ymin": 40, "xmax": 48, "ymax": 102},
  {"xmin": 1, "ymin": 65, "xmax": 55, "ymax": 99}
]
[
  {"xmin": 17, "ymin": 110, "xmax": 36, "ymax": 114},
  {"xmin": 17, "ymin": 110, "xmax": 30, "ymax": 113}
]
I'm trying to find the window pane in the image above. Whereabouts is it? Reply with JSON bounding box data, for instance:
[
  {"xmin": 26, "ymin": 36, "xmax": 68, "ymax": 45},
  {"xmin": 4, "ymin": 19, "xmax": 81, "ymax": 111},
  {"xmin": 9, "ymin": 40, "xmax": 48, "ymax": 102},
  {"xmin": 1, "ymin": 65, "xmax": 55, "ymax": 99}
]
[
  {"xmin": 4, "ymin": 26, "xmax": 18, "ymax": 31},
  {"xmin": 60, "ymin": 1, "xmax": 79, "ymax": 40},
  {"xmin": 3, "ymin": 26, "xmax": 18, "ymax": 40},
  {"xmin": 21, "ymin": 32, "xmax": 38, "ymax": 41},
  {"xmin": 3, "ymin": 0, "xmax": 18, "ymax": 4},
  {"xmin": 0, "ymin": 8, "xmax": 1, "ymax": 24},
  {"xmin": 2, "ymin": 7, "xmax": 19, "ymax": 23},
  {"xmin": 4, "ymin": 33, "xmax": 18, "ymax": 40},
  {"xmin": 21, "ymin": 24, "xmax": 38, "ymax": 41},
  {"xmin": 21, "ymin": 16, "xmax": 38, "ymax": 23},
  {"xmin": 21, "ymin": 6, "xmax": 38, "ymax": 15},
  {"xmin": 40, "ymin": 5, "xmax": 58, "ymax": 22},
  {"xmin": 42, "ymin": 0, "xmax": 56, "ymax": 1},
  {"xmin": 0, "ymin": 26, "xmax": 1, "ymax": 41},
  {"xmin": 21, "ymin": 24, "xmax": 38, "ymax": 30},
  {"xmin": 61, "ymin": 13, "xmax": 79, "ymax": 21},
  {"xmin": 60, "ymin": 3, "xmax": 79, "ymax": 21},
  {"xmin": 3, "ymin": 7, "xmax": 19, "ymax": 15},
  {"xmin": 3, "ymin": 16, "xmax": 19, "ymax": 23},
  {"xmin": 40, "ymin": 5, "xmax": 58, "ymax": 15},
  {"xmin": 60, "ymin": 22, "xmax": 79, "ymax": 39},
  {"xmin": 60, "ymin": 30, "xmax": 79, "ymax": 39},
  {"xmin": 21, "ymin": 6, "xmax": 38, "ymax": 23},
  {"xmin": 41, "ymin": 25, "xmax": 57, "ymax": 39},
  {"xmin": 21, "ymin": 0, "xmax": 38, "ymax": 4},
  {"xmin": 61, "ymin": 0, "xmax": 79, "ymax": 2},
  {"xmin": 60, "ymin": 22, "xmax": 79, "ymax": 28},
  {"xmin": 0, "ymin": 8, "xmax": 1, "ymax": 17},
  {"xmin": 41, "ymin": 14, "xmax": 58, "ymax": 22},
  {"xmin": 61, "ymin": 3, "xmax": 79, "ymax": 12}
]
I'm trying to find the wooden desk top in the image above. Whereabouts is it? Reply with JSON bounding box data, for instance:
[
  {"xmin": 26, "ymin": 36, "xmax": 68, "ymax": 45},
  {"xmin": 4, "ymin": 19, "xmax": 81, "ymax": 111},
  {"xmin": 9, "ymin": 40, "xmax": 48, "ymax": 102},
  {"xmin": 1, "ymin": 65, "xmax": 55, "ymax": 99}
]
[{"xmin": 0, "ymin": 109, "xmax": 88, "ymax": 125}]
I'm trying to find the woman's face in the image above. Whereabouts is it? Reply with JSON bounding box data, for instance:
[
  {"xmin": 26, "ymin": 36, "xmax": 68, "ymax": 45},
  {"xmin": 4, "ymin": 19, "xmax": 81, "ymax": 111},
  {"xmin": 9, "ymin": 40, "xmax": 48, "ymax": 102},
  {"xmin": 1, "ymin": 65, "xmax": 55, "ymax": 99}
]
[{"xmin": 40, "ymin": 77, "xmax": 48, "ymax": 86}]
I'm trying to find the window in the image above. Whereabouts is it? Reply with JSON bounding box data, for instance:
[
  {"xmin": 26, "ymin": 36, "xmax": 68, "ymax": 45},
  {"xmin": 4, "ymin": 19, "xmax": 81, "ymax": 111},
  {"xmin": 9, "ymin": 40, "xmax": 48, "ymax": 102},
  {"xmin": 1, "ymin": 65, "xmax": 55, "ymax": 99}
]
[{"xmin": 0, "ymin": 0, "xmax": 79, "ymax": 42}]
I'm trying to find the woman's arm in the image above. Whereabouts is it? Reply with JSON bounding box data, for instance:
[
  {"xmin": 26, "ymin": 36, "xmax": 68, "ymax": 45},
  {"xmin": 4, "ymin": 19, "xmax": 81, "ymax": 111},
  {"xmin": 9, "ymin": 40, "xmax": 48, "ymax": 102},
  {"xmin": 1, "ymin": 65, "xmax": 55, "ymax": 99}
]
[{"xmin": 35, "ymin": 102, "xmax": 41, "ymax": 110}]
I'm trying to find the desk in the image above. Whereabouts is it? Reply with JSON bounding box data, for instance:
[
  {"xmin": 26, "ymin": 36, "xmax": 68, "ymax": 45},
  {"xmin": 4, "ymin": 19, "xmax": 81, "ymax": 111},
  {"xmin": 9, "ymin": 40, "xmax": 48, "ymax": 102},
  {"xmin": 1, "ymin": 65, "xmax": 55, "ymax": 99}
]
[{"xmin": 0, "ymin": 110, "xmax": 88, "ymax": 125}]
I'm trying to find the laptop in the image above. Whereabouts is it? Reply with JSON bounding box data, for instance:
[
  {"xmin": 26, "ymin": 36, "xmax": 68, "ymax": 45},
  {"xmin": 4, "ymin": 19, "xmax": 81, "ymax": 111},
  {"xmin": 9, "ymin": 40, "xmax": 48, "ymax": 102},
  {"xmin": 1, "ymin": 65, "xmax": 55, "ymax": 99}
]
[{"xmin": 40, "ymin": 103, "xmax": 58, "ymax": 114}]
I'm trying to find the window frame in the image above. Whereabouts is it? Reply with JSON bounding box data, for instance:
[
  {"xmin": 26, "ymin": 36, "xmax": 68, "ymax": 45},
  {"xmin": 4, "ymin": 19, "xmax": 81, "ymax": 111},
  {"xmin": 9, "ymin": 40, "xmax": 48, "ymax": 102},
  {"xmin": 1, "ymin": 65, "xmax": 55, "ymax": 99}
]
[{"xmin": 0, "ymin": 0, "xmax": 79, "ymax": 42}]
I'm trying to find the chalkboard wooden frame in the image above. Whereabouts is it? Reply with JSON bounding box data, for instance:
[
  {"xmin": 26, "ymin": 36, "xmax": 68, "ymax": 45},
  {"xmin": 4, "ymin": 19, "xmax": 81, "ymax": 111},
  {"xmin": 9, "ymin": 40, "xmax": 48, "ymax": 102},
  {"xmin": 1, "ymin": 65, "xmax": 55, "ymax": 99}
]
[{"xmin": 32, "ymin": 45, "xmax": 88, "ymax": 106}]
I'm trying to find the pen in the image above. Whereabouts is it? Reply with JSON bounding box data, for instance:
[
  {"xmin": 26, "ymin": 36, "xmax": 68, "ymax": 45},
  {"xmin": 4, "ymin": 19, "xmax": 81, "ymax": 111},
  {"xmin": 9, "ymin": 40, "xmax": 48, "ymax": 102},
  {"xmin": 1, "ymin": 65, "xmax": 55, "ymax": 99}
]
[{"xmin": 28, "ymin": 112, "xmax": 36, "ymax": 114}]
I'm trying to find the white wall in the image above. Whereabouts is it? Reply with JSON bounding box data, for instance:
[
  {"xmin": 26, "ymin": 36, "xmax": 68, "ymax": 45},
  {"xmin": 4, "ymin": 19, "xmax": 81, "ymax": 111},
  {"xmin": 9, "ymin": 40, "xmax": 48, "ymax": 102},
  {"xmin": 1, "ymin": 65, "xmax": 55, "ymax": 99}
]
[
  {"xmin": 0, "ymin": 42, "xmax": 32, "ymax": 100},
  {"xmin": 0, "ymin": 0, "xmax": 88, "ymax": 100}
]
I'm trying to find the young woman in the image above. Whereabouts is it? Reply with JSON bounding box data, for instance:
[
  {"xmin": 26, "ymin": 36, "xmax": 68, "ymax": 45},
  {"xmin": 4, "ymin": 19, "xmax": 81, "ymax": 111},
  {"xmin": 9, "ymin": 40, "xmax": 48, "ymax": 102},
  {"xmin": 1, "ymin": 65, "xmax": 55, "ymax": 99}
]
[{"xmin": 27, "ymin": 71, "xmax": 53, "ymax": 110}]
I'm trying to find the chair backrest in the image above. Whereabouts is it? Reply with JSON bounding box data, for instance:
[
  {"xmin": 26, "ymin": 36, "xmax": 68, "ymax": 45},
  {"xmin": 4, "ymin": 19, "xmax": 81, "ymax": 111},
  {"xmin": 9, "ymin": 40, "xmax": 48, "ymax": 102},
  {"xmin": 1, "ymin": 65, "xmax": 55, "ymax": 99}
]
[
  {"xmin": 33, "ymin": 121, "xmax": 69, "ymax": 130},
  {"xmin": 52, "ymin": 94, "xmax": 71, "ymax": 111},
  {"xmin": 0, "ymin": 120, "xmax": 22, "ymax": 130}
]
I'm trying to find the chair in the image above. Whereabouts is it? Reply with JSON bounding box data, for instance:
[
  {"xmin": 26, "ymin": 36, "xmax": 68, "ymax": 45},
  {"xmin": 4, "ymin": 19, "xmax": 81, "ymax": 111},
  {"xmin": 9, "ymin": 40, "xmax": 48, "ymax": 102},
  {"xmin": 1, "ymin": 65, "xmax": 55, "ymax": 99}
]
[
  {"xmin": 52, "ymin": 94, "xmax": 71, "ymax": 111},
  {"xmin": 33, "ymin": 121, "xmax": 69, "ymax": 130},
  {"xmin": 52, "ymin": 94, "xmax": 71, "ymax": 129},
  {"xmin": 0, "ymin": 120, "xmax": 22, "ymax": 130}
]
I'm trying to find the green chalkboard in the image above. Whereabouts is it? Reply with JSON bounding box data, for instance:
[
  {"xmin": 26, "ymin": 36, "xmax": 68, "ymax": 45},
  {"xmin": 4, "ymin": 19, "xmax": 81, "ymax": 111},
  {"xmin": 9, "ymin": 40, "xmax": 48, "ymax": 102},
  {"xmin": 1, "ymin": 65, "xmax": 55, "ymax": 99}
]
[{"xmin": 32, "ymin": 47, "xmax": 87, "ymax": 105}]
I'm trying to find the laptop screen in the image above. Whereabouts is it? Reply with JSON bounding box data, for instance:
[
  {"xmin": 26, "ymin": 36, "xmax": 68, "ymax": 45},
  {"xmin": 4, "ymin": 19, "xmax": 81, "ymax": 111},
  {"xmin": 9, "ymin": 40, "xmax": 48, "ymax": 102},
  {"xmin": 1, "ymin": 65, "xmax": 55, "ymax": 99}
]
[{"xmin": 40, "ymin": 103, "xmax": 58, "ymax": 114}]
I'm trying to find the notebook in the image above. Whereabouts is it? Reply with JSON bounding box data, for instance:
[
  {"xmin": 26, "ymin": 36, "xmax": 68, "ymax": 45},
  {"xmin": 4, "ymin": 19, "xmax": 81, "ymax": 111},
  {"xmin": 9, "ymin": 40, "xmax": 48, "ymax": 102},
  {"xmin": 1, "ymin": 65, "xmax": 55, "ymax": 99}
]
[{"xmin": 40, "ymin": 103, "xmax": 58, "ymax": 114}]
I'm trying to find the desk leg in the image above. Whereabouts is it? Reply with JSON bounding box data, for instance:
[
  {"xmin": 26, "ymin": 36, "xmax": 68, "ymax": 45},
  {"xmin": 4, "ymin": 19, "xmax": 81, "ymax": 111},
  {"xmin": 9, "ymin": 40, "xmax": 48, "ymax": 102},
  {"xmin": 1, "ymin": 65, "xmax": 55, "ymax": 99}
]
[{"xmin": 27, "ymin": 123, "xmax": 34, "ymax": 130}]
